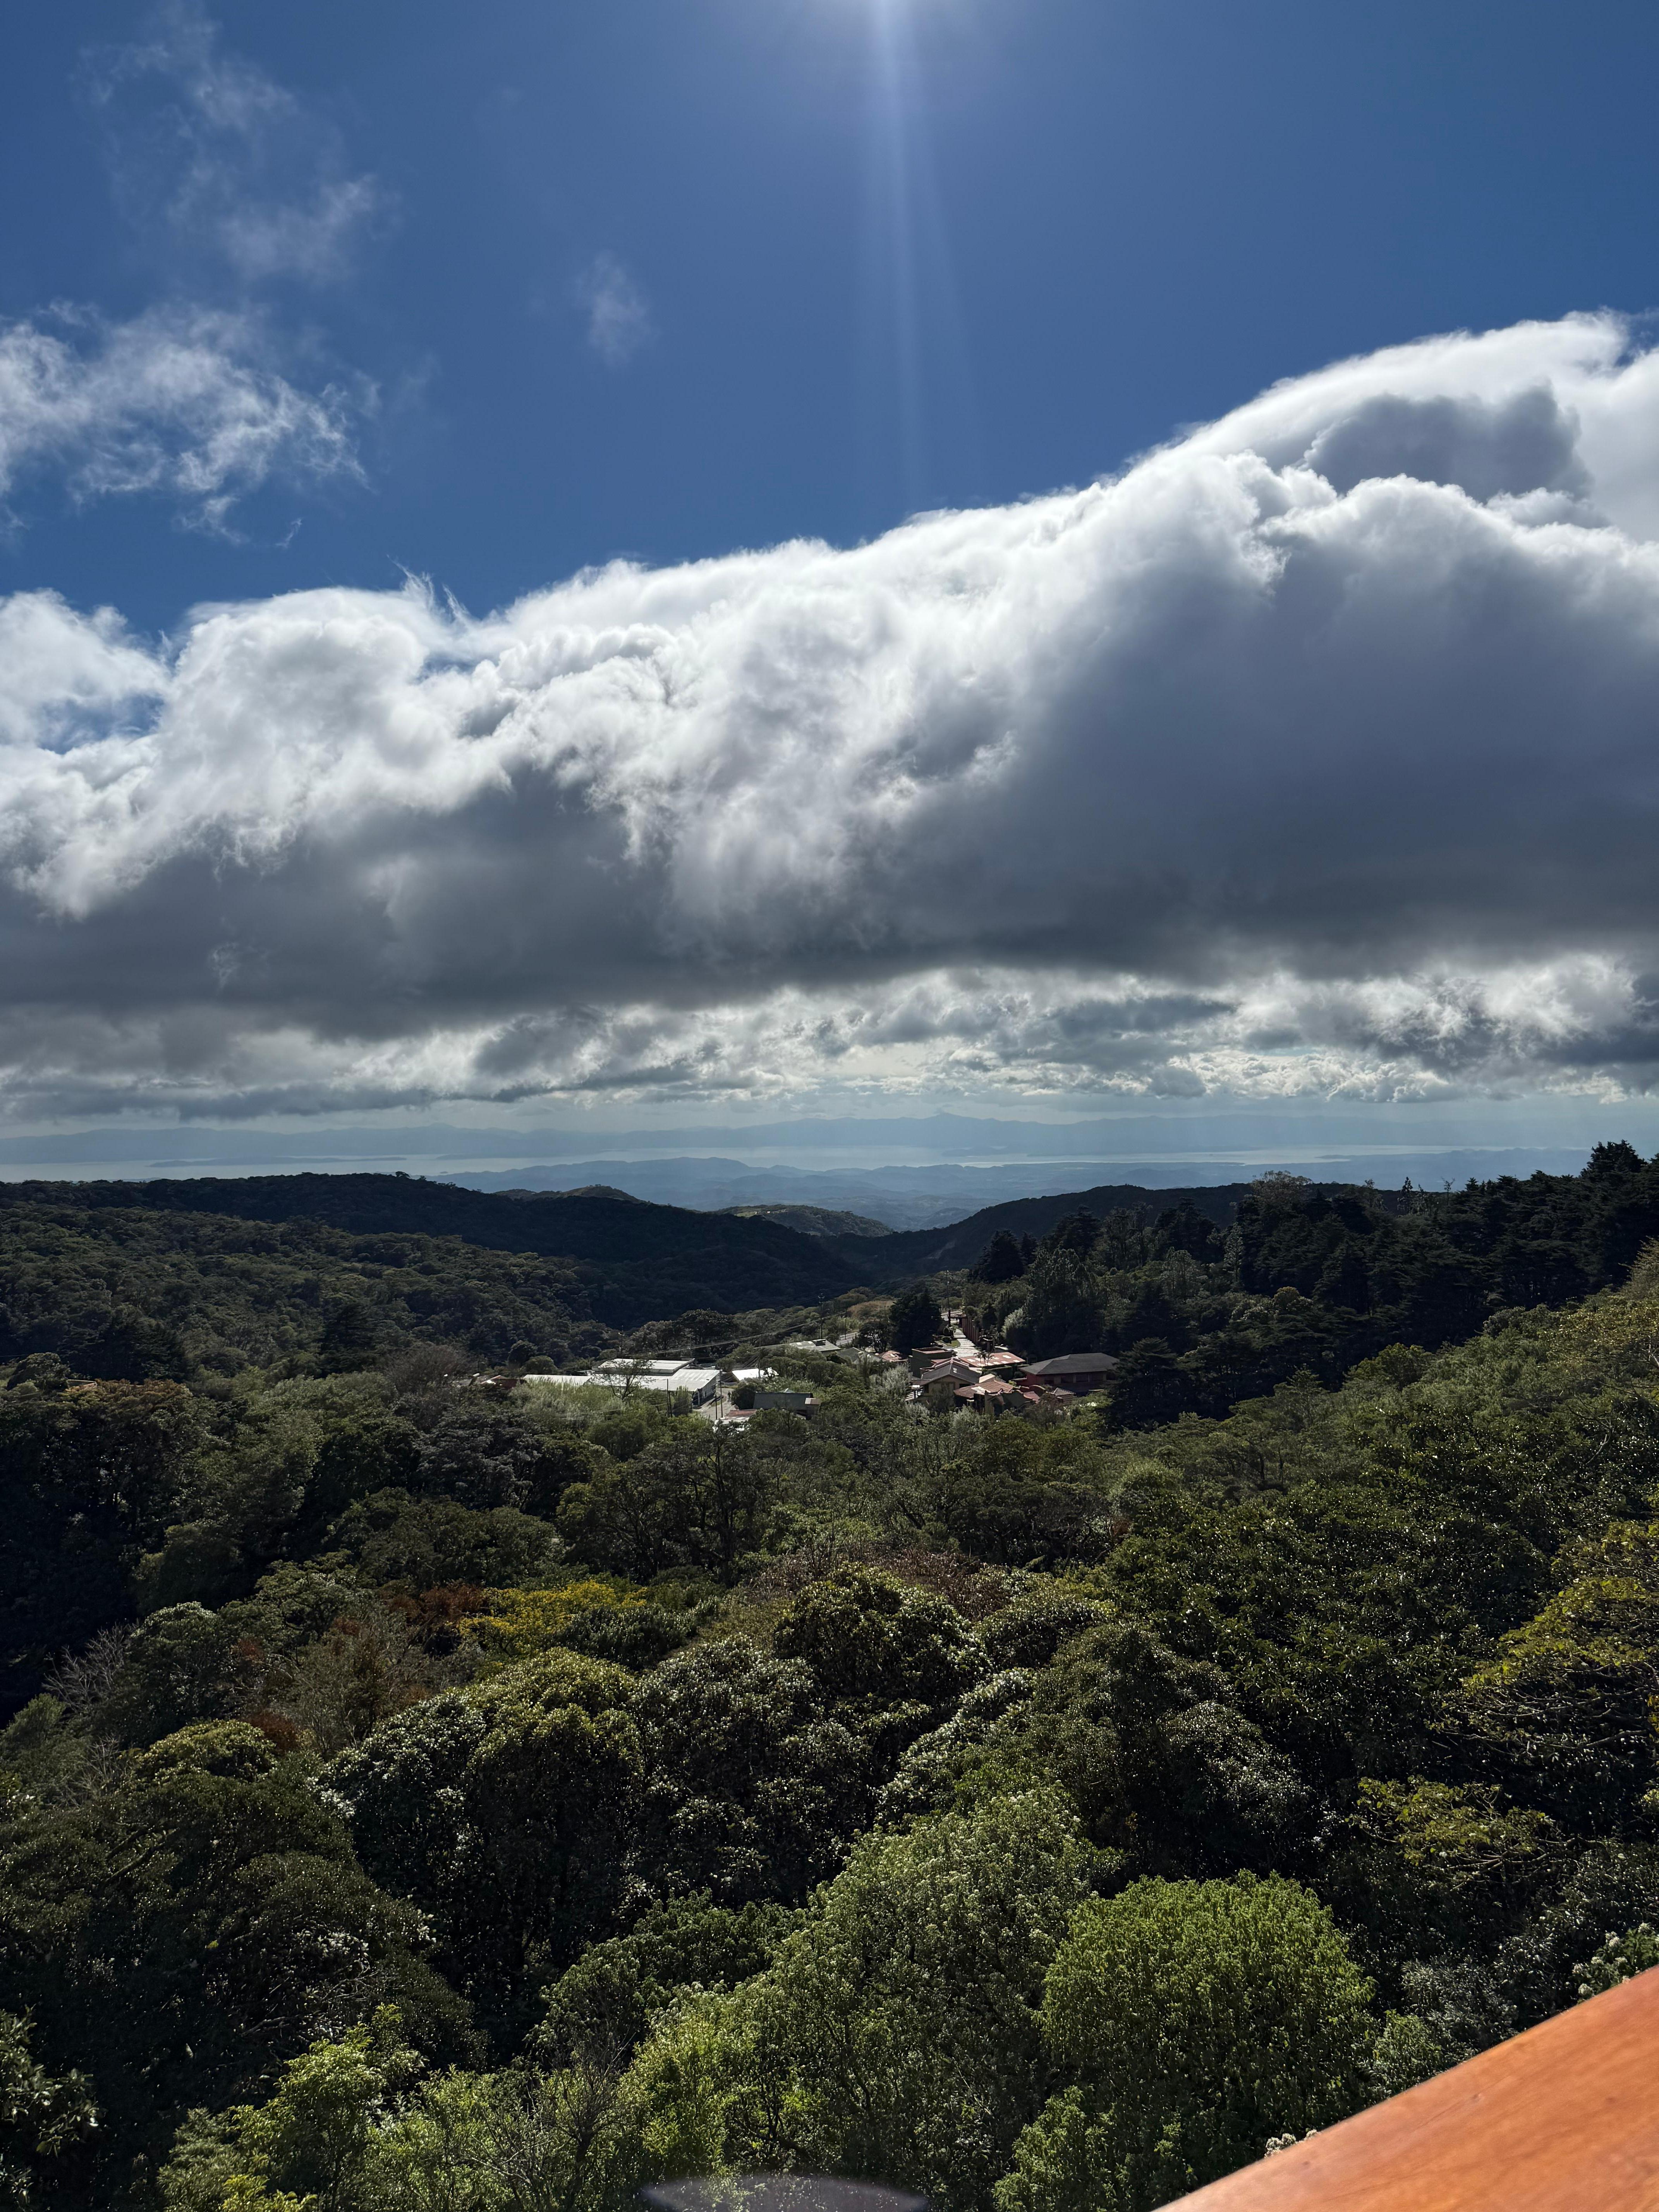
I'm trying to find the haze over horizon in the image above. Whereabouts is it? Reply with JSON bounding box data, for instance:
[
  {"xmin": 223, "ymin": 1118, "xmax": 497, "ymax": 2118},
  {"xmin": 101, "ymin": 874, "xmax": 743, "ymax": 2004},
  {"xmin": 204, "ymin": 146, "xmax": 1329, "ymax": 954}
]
[
  {"xmin": 5, "ymin": 3, "xmax": 1659, "ymax": 1158},
  {"xmin": 0, "ymin": 1103, "xmax": 1644, "ymax": 1230}
]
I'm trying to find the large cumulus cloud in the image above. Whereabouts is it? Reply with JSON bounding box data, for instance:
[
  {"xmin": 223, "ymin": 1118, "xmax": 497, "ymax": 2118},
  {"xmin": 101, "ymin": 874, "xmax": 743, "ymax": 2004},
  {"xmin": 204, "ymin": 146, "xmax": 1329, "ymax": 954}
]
[{"xmin": 5, "ymin": 311, "xmax": 1659, "ymax": 1117}]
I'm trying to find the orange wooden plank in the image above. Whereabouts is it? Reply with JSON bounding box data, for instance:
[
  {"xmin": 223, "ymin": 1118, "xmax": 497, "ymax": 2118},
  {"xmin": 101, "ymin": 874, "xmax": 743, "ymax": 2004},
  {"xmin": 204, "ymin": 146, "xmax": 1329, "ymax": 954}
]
[{"xmin": 1164, "ymin": 1966, "xmax": 1659, "ymax": 2212}]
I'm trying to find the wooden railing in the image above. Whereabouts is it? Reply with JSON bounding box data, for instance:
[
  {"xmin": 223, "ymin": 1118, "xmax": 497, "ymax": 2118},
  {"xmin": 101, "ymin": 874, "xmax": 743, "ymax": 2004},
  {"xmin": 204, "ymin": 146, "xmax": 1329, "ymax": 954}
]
[{"xmin": 1166, "ymin": 1966, "xmax": 1659, "ymax": 2210}]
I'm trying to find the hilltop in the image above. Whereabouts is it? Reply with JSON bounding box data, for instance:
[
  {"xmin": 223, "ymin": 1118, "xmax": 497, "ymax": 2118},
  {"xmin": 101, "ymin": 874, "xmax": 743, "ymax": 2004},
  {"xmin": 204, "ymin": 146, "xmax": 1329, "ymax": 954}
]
[
  {"xmin": 2, "ymin": 1173, "xmax": 862, "ymax": 1330},
  {"xmin": 827, "ymin": 1178, "xmax": 1255, "ymax": 1276}
]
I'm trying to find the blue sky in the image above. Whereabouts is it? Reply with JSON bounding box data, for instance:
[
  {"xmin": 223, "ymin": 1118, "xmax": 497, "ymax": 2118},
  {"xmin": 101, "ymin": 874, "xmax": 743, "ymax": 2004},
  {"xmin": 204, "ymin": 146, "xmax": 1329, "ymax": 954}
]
[
  {"xmin": 7, "ymin": 0, "xmax": 1659, "ymax": 629},
  {"xmin": 5, "ymin": 2, "xmax": 1659, "ymax": 1163}
]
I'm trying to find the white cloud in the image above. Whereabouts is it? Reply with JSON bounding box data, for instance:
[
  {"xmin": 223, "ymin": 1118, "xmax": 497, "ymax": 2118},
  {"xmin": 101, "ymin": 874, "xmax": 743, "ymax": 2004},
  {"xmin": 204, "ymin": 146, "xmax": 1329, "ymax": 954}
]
[
  {"xmin": 7, "ymin": 312, "xmax": 1659, "ymax": 1115},
  {"xmin": 0, "ymin": 307, "xmax": 366, "ymax": 531},
  {"xmin": 0, "ymin": 12, "xmax": 380, "ymax": 535},
  {"xmin": 576, "ymin": 254, "xmax": 654, "ymax": 368}
]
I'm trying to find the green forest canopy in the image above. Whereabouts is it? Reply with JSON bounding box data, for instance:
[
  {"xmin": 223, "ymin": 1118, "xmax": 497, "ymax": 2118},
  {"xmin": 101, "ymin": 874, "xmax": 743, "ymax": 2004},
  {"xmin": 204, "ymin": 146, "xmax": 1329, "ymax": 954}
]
[{"xmin": 2, "ymin": 1144, "xmax": 1659, "ymax": 2205}]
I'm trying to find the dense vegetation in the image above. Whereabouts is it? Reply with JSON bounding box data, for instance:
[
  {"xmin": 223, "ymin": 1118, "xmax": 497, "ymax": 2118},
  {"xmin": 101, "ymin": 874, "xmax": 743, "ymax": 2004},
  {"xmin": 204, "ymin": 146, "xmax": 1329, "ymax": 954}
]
[
  {"xmin": 962, "ymin": 1143, "xmax": 1659, "ymax": 1422},
  {"xmin": 842, "ymin": 1180, "xmax": 1251, "ymax": 1276},
  {"xmin": 0, "ymin": 1197, "xmax": 616, "ymax": 1382},
  {"xmin": 856, "ymin": 1142, "xmax": 1659, "ymax": 1287},
  {"xmin": 6, "ymin": 1178, "xmax": 864, "ymax": 1329},
  {"xmin": 3, "ymin": 1150, "xmax": 1659, "ymax": 2207}
]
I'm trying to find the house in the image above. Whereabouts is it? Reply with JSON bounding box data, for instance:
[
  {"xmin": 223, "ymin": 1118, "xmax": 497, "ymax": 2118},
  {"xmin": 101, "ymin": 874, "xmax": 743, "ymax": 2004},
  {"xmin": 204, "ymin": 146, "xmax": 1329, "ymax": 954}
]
[
  {"xmin": 1008, "ymin": 1384, "xmax": 1075, "ymax": 1416},
  {"xmin": 1019, "ymin": 1353, "xmax": 1120, "ymax": 1391},
  {"xmin": 916, "ymin": 1359, "xmax": 980, "ymax": 1403}
]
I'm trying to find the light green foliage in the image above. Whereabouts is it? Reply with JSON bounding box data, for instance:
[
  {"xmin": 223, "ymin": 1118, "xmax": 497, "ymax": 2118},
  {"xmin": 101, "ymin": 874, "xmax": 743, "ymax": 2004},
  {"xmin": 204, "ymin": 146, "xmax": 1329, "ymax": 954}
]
[
  {"xmin": 0, "ymin": 2009, "xmax": 96, "ymax": 2207},
  {"xmin": 538, "ymin": 1896, "xmax": 795, "ymax": 2067},
  {"xmin": 1459, "ymin": 1517, "xmax": 1659, "ymax": 1824},
  {"xmin": 166, "ymin": 2040, "xmax": 652, "ymax": 2212},
  {"xmin": 875, "ymin": 1671, "xmax": 1038, "ymax": 1827},
  {"xmin": 992, "ymin": 2087, "xmax": 1119, "ymax": 2212},
  {"xmin": 460, "ymin": 1580, "xmax": 689, "ymax": 1672},
  {"xmin": 1352, "ymin": 1779, "xmax": 1558, "ymax": 1897},
  {"xmin": 1574, "ymin": 1922, "xmax": 1659, "ymax": 1999},
  {"xmin": 1012, "ymin": 1874, "xmax": 1377, "ymax": 2212},
  {"xmin": 369, "ymin": 2062, "xmax": 639, "ymax": 2212},
  {"xmin": 135, "ymin": 1721, "xmax": 284, "ymax": 1784},
  {"xmin": 626, "ymin": 1790, "xmax": 1089, "ymax": 2208},
  {"xmin": 772, "ymin": 1567, "xmax": 986, "ymax": 1709},
  {"xmin": 160, "ymin": 2008, "xmax": 420, "ymax": 2212},
  {"xmin": 1366, "ymin": 2010, "xmax": 1446, "ymax": 2098}
]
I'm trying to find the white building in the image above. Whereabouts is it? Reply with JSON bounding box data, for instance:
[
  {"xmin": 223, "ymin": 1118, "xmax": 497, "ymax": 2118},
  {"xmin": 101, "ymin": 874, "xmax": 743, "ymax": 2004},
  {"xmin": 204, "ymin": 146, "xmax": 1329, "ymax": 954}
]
[{"xmin": 521, "ymin": 1362, "xmax": 721, "ymax": 1406}]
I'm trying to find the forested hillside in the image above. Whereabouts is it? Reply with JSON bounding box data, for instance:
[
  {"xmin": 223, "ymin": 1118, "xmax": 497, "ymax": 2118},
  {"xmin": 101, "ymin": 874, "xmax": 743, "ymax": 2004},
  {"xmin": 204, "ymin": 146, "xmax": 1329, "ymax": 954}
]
[
  {"xmin": 3, "ymin": 1151, "xmax": 1659, "ymax": 2204},
  {"xmin": 0, "ymin": 1197, "xmax": 619, "ymax": 1382},
  {"xmin": 21, "ymin": 1146, "xmax": 1659, "ymax": 1396},
  {"xmin": 834, "ymin": 1143, "xmax": 1659, "ymax": 1285},
  {"xmin": 831, "ymin": 1179, "xmax": 1252, "ymax": 1274},
  {"xmin": 945, "ymin": 1144, "xmax": 1659, "ymax": 1422},
  {"xmin": 3, "ymin": 1177, "xmax": 864, "ymax": 1331}
]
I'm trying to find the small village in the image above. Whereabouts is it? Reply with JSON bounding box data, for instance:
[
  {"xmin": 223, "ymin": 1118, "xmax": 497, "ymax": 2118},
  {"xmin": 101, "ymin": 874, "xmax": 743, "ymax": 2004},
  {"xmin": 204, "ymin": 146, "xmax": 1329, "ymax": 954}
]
[
  {"xmin": 899, "ymin": 1309, "xmax": 1118, "ymax": 1415},
  {"xmin": 520, "ymin": 1310, "xmax": 1118, "ymax": 1423}
]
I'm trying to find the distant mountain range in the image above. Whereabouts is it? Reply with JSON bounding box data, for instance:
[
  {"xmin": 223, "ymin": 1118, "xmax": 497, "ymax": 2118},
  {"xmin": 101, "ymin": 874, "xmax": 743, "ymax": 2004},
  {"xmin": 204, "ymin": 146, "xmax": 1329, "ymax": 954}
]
[
  {"xmin": 0, "ymin": 1114, "xmax": 1616, "ymax": 1233},
  {"xmin": 445, "ymin": 1156, "xmax": 1150, "ymax": 1227},
  {"xmin": 438, "ymin": 1149, "xmax": 1598, "ymax": 1228},
  {"xmin": 719, "ymin": 1202, "xmax": 892, "ymax": 1238},
  {"xmin": 0, "ymin": 1113, "xmax": 1609, "ymax": 1180}
]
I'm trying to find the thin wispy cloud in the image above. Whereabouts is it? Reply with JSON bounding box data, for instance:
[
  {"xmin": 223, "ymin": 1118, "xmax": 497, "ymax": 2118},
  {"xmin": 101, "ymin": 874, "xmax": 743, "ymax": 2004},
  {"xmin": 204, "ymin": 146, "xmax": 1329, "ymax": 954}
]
[
  {"xmin": 576, "ymin": 253, "xmax": 655, "ymax": 368},
  {"xmin": 86, "ymin": 0, "xmax": 392, "ymax": 284}
]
